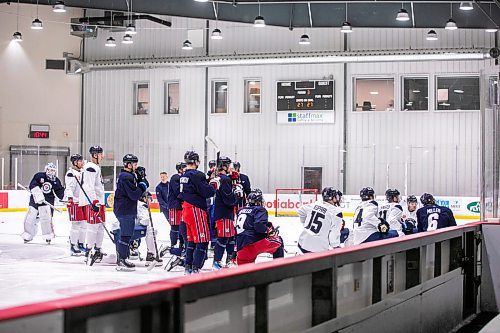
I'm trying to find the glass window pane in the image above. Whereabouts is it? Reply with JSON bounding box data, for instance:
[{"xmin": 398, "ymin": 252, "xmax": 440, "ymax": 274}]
[
  {"xmin": 165, "ymin": 82, "xmax": 180, "ymax": 114},
  {"xmin": 436, "ymin": 76, "xmax": 480, "ymax": 111},
  {"xmin": 212, "ymin": 81, "xmax": 228, "ymax": 114},
  {"xmin": 354, "ymin": 78, "xmax": 395, "ymax": 112},
  {"xmin": 244, "ymin": 80, "xmax": 261, "ymax": 113},
  {"xmin": 402, "ymin": 77, "xmax": 428, "ymax": 111},
  {"xmin": 134, "ymin": 82, "xmax": 149, "ymax": 115}
]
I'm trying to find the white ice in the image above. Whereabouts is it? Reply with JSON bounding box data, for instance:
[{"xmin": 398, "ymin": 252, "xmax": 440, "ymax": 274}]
[{"xmin": 0, "ymin": 211, "xmax": 474, "ymax": 310}]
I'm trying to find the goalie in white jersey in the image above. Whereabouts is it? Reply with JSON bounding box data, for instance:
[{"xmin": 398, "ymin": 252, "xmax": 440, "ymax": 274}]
[
  {"xmin": 401, "ymin": 195, "xmax": 418, "ymax": 234},
  {"xmin": 378, "ymin": 189, "xmax": 404, "ymax": 237},
  {"xmin": 297, "ymin": 187, "xmax": 344, "ymax": 253},
  {"xmin": 352, "ymin": 187, "xmax": 399, "ymax": 245}
]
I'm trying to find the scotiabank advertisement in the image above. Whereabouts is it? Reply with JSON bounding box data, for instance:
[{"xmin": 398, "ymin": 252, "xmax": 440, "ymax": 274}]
[{"xmin": 0, "ymin": 192, "xmax": 8, "ymax": 209}]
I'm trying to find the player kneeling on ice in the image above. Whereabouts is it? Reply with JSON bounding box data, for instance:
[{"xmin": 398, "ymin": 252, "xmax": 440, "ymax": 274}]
[
  {"xmin": 351, "ymin": 187, "xmax": 399, "ymax": 245},
  {"xmin": 297, "ymin": 187, "xmax": 345, "ymax": 253},
  {"xmin": 210, "ymin": 156, "xmax": 239, "ymax": 270},
  {"xmin": 235, "ymin": 189, "xmax": 284, "ymax": 265},
  {"xmin": 378, "ymin": 189, "xmax": 405, "ymax": 237},
  {"xmin": 417, "ymin": 193, "xmax": 456, "ymax": 232},
  {"xmin": 113, "ymin": 154, "xmax": 149, "ymax": 271},
  {"xmin": 64, "ymin": 154, "xmax": 87, "ymax": 255},
  {"xmin": 21, "ymin": 163, "xmax": 65, "ymax": 244}
]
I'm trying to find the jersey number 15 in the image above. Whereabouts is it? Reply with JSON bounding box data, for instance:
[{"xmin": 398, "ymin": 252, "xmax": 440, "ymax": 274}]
[{"xmin": 306, "ymin": 211, "xmax": 324, "ymax": 234}]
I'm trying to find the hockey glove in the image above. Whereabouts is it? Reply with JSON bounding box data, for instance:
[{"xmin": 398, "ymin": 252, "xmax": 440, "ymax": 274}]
[
  {"xmin": 138, "ymin": 181, "xmax": 148, "ymax": 192},
  {"xmin": 210, "ymin": 177, "xmax": 221, "ymax": 190},
  {"xmin": 91, "ymin": 200, "xmax": 101, "ymax": 213},
  {"xmin": 402, "ymin": 218, "xmax": 416, "ymax": 235},
  {"xmin": 66, "ymin": 197, "xmax": 74, "ymax": 207},
  {"xmin": 233, "ymin": 184, "xmax": 244, "ymax": 198},
  {"xmin": 377, "ymin": 219, "xmax": 390, "ymax": 234},
  {"xmin": 267, "ymin": 225, "xmax": 280, "ymax": 238},
  {"xmin": 230, "ymin": 170, "xmax": 240, "ymax": 181}
]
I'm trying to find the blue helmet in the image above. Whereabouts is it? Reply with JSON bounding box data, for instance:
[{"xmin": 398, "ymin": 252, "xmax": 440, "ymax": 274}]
[
  {"xmin": 247, "ymin": 188, "xmax": 263, "ymax": 206},
  {"xmin": 407, "ymin": 195, "xmax": 418, "ymax": 203},
  {"xmin": 420, "ymin": 193, "xmax": 435, "ymax": 205},
  {"xmin": 176, "ymin": 162, "xmax": 187, "ymax": 172},
  {"xmin": 184, "ymin": 150, "xmax": 200, "ymax": 164},
  {"xmin": 89, "ymin": 145, "xmax": 103, "ymax": 155},
  {"xmin": 322, "ymin": 187, "xmax": 342, "ymax": 202},
  {"xmin": 360, "ymin": 187, "xmax": 375, "ymax": 201},
  {"xmin": 385, "ymin": 189, "xmax": 400, "ymax": 202}
]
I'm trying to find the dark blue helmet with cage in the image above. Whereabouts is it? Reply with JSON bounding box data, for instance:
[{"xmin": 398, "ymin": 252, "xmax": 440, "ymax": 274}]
[
  {"xmin": 360, "ymin": 187, "xmax": 375, "ymax": 201},
  {"xmin": 247, "ymin": 188, "xmax": 263, "ymax": 206},
  {"xmin": 322, "ymin": 187, "xmax": 342, "ymax": 202},
  {"xmin": 89, "ymin": 145, "xmax": 103, "ymax": 155},
  {"xmin": 123, "ymin": 154, "xmax": 138, "ymax": 166},
  {"xmin": 420, "ymin": 193, "xmax": 435, "ymax": 205},
  {"xmin": 184, "ymin": 150, "xmax": 200, "ymax": 164},
  {"xmin": 385, "ymin": 189, "xmax": 401, "ymax": 202}
]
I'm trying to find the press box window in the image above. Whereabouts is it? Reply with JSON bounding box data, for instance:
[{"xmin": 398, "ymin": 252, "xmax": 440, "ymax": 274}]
[
  {"xmin": 134, "ymin": 82, "xmax": 150, "ymax": 115},
  {"xmin": 436, "ymin": 76, "xmax": 480, "ymax": 111},
  {"xmin": 303, "ymin": 167, "xmax": 322, "ymax": 192},
  {"xmin": 212, "ymin": 81, "xmax": 228, "ymax": 114},
  {"xmin": 244, "ymin": 80, "xmax": 261, "ymax": 113},
  {"xmin": 402, "ymin": 77, "xmax": 429, "ymax": 111},
  {"xmin": 164, "ymin": 82, "xmax": 180, "ymax": 114},
  {"xmin": 354, "ymin": 78, "xmax": 395, "ymax": 112}
]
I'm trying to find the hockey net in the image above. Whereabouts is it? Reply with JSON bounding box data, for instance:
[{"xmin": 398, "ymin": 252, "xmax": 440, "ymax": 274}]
[{"xmin": 274, "ymin": 188, "xmax": 319, "ymax": 217}]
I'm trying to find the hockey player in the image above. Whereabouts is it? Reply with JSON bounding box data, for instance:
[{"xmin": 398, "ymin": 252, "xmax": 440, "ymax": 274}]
[
  {"xmin": 155, "ymin": 172, "xmax": 169, "ymax": 223},
  {"xmin": 352, "ymin": 187, "xmax": 398, "ymax": 245},
  {"xmin": 113, "ymin": 154, "xmax": 149, "ymax": 271},
  {"xmin": 235, "ymin": 189, "xmax": 284, "ymax": 265},
  {"xmin": 297, "ymin": 187, "xmax": 344, "ymax": 253},
  {"xmin": 64, "ymin": 154, "xmax": 87, "ymax": 255},
  {"xmin": 165, "ymin": 162, "xmax": 186, "ymax": 256},
  {"xmin": 136, "ymin": 192, "xmax": 162, "ymax": 267},
  {"xmin": 401, "ymin": 195, "xmax": 418, "ymax": 234},
  {"xmin": 232, "ymin": 161, "xmax": 251, "ymax": 209},
  {"xmin": 417, "ymin": 193, "xmax": 456, "ymax": 232},
  {"xmin": 211, "ymin": 156, "xmax": 239, "ymax": 269},
  {"xmin": 378, "ymin": 189, "xmax": 404, "ymax": 237},
  {"xmin": 179, "ymin": 151, "xmax": 216, "ymax": 274},
  {"xmin": 80, "ymin": 145, "xmax": 106, "ymax": 264},
  {"xmin": 21, "ymin": 163, "xmax": 65, "ymax": 244}
]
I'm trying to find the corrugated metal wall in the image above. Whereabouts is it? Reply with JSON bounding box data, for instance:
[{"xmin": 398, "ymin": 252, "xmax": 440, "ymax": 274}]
[{"xmin": 83, "ymin": 15, "xmax": 496, "ymax": 195}]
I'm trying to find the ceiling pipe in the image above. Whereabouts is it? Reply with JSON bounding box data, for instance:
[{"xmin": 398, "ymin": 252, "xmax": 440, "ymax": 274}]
[{"xmin": 78, "ymin": 14, "xmax": 171, "ymax": 27}]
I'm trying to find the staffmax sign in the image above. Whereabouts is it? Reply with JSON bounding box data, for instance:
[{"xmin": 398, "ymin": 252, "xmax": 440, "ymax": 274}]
[{"xmin": 277, "ymin": 111, "xmax": 334, "ymax": 124}]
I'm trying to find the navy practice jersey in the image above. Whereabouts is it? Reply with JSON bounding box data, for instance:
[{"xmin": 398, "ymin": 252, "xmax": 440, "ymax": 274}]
[
  {"xmin": 167, "ymin": 174, "xmax": 183, "ymax": 210},
  {"xmin": 416, "ymin": 204, "xmax": 457, "ymax": 232},
  {"xmin": 155, "ymin": 181, "xmax": 169, "ymax": 212},
  {"xmin": 28, "ymin": 172, "xmax": 65, "ymax": 207},
  {"xmin": 235, "ymin": 205, "xmax": 269, "ymax": 249},
  {"xmin": 213, "ymin": 174, "xmax": 238, "ymax": 221},
  {"xmin": 178, "ymin": 169, "xmax": 216, "ymax": 210}
]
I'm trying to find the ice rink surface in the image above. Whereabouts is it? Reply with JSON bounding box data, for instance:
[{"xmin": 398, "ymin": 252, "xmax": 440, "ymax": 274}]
[{"xmin": 0, "ymin": 211, "xmax": 474, "ymax": 311}]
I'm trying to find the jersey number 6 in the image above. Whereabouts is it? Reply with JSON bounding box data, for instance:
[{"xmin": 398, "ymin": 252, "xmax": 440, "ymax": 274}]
[
  {"xmin": 427, "ymin": 213, "xmax": 439, "ymax": 231},
  {"xmin": 306, "ymin": 211, "xmax": 324, "ymax": 234}
]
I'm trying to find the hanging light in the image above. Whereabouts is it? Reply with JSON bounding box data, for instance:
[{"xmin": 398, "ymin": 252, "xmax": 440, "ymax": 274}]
[
  {"xmin": 122, "ymin": 34, "xmax": 133, "ymax": 44},
  {"xmin": 182, "ymin": 40, "xmax": 193, "ymax": 50},
  {"xmin": 194, "ymin": 0, "xmax": 209, "ymax": 2},
  {"xmin": 105, "ymin": 37, "xmax": 117, "ymax": 47},
  {"xmin": 12, "ymin": 31, "xmax": 23, "ymax": 42},
  {"xmin": 124, "ymin": 24, "xmax": 137, "ymax": 35},
  {"xmin": 341, "ymin": 3, "xmax": 353, "ymax": 33},
  {"xmin": 426, "ymin": 30, "xmax": 438, "ymax": 41},
  {"xmin": 211, "ymin": 28, "xmax": 223, "ymax": 40},
  {"xmin": 299, "ymin": 34, "xmax": 310, "ymax": 45},
  {"xmin": 396, "ymin": 8, "xmax": 410, "ymax": 21},
  {"xmin": 53, "ymin": 1, "xmax": 66, "ymax": 13},
  {"xmin": 459, "ymin": 2, "xmax": 473, "ymax": 11},
  {"xmin": 486, "ymin": 28, "xmax": 498, "ymax": 33},
  {"xmin": 254, "ymin": 1, "xmax": 266, "ymax": 27},
  {"xmin": 31, "ymin": 18, "xmax": 43, "ymax": 30},
  {"xmin": 445, "ymin": 19, "xmax": 457, "ymax": 30}
]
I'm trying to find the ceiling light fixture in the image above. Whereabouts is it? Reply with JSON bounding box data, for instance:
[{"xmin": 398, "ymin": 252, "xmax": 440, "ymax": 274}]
[
  {"xmin": 486, "ymin": 28, "xmax": 498, "ymax": 33},
  {"xmin": 194, "ymin": 0, "xmax": 210, "ymax": 2},
  {"xmin": 122, "ymin": 34, "xmax": 133, "ymax": 44},
  {"xmin": 459, "ymin": 2, "xmax": 473, "ymax": 11},
  {"xmin": 13, "ymin": 0, "xmax": 22, "ymax": 42},
  {"xmin": 211, "ymin": 28, "xmax": 223, "ymax": 40},
  {"xmin": 485, "ymin": 5, "xmax": 498, "ymax": 33},
  {"xmin": 426, "ymin": 30, "xmax": 438, "ymax": 41},
  {"xmin": 396, "ymin": 3, "xmax": 410, "ymax": 22},
  {"xmin": 53, "ymin": 1, "xmax": 66, "ymax": 13},
  {"xmin": 31, "ymin": 0, "xmax": 43, "ymax": 30},
  {"xmin": 182, "ymin": 40, "xmax": 193, "ymax": 50},
  {"xmin": 105, "ymin": 37, "xmax": 117, "ymax": 47},
  {"xmin": 254, "ymin": 1, "xmax": 266, "ymax": 27},
  {"xmin": 299, "ymin": 34, "xmax": 310, "ymax": 45},
  {"xmin": 341, "ymin": 3, "xmax": 353, "ymax": 33},
  {"xmin": 445, "ymin": 4, "xmax": 457, "ymax": 30}
]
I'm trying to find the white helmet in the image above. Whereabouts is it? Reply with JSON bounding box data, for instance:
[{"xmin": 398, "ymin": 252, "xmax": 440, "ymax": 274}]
[{"xmin": 45, "ymin": 163, "xmax": 57, "ymax": 180}]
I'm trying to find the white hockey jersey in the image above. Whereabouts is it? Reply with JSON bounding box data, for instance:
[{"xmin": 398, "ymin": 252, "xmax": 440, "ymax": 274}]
[
  {"xmin": 136, "ymin": 201, "xmax": 150, "ymax": 226},
  {"xmin": 352, "ymin": 200, "xmax": 381, "ymax": 245},
  {"xmin": 79, "ymin": 161, "xmax": 105, "ymax": 206},
  {"xmin": 379, "ymin": 202, "xmax": 404, "ymax": 236},
  {"xmin": 297, "ymin": 200, "xmax": 344, "ymax": 252},
  {"xmin": 64, "ymin": 167, "xmax": 83, "ymax": 203}
]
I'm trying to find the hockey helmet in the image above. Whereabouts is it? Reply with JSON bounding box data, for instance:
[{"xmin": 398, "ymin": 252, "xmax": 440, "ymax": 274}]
[
  {"xmin": 247, "ymin": 188, "xmax": 263, "ymax": 206},
  {"xmin": 322, "ymin": 187, "xmax": 342, "ymax": 203},
  {"xmin": 89, "ymin": 145, "xmax": 103, "ymax": 155},
  {"xmin": 123, "ymin": 154, "xmax": 139, "ymax": 166},
  {"xmin": 176, "ymin": 162, "xmax": 187, "ymax": 172},
  {"xmin": 407, "ymin": 195, "xmax": 418, "ymax": 204},
  {"xmin": 360, "ymin": 187, "xmax": 375, "ymax": 201},
  {"xmin": 233, "ymin": 161, "xmax": 241, "ymax": 170},
  {"xmin": 208, "ymin": 160, "xmax": 216, "ymax": 168},
  {"xmin": 420, "ymin": 193, "xmax": 435, "ymax": 206},
  {"xmin": 184, "ymin": 150, "xmax": 200, "ymax": 164},
  {"xmin": 45, "ymin": 162, "xmax": 57, "ymax": 180},
  {"xmin": 217, "ymin": 156, "xmax": 232, "ymax": 169},
  {"xmin": 70, "ymin": 154, "xmax": 83, "ymax": 166},
  {"xmin": 385, "ymin": 189, "xmax": 401, "ymax": 202}
]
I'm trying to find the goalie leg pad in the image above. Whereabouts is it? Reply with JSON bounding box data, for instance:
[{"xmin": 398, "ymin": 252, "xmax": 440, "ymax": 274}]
[
  {"xmin": 22, "ymin": 206, "xmax": 39, "ymax": 241},
  {"xmin": 39, "ymin": 205, "xmax": 54, "ymax": 239}
]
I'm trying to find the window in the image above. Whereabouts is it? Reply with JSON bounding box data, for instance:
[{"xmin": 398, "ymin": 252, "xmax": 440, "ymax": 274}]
[
  {"xmin": 134, "ymin": 82, "xmax": 149, "ymax": 115},
  {"xmin": 164, "ymin": 82, "xmax": 180, "ymax": 114},
  {"xmin": 212, "ymin": 80, "xmax": 228, "ymax": 114},
  {"xmin": 354, "ymin": 78, "xmax": 395, "ymax": 112},
  {"xmin": 402, "ymin": 77, "xmax": 428, "ymax": 111},
  {"xmin": 244, "ymin": 79, "xmax": 261, "ymax": 113},
  {"xmin": 436, "ymin": 76, "xmax": 480, "ymax": 111},
  {"xmin": 303, "ymin": 167, "xmax": 322, "ymax": 192}
]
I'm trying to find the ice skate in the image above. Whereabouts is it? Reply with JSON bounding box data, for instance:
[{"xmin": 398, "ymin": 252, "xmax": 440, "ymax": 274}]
[
  {"xmin": 70, "ymin": 244, "xmax": 82, "ymax": 256},
  {"xmin": 212, "ymin": 261, "xmax": 223, "ymax": 270},
  {"xmin": 116, "ymin": 258, "xmax": 135, "ymax": 272},
  {"xmin": 166, "ymin": 256, "xmax": 185, "ymax": 271},
  {"xmin": 46, "ymin": 239, "xmax": 51, "ymax": 245},
  {"xmin": 145, "ymin": 252, "xmax": 163, "ymax": 267},
  {"xmin": 184, "ymin": 264, "xmax": 192, "ymax": 275}
]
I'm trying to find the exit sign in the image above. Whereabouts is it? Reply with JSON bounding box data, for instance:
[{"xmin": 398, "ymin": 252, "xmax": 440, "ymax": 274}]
[{"xmin": 29, "ymin": 124, "xmax": 50, "ymax": 139}]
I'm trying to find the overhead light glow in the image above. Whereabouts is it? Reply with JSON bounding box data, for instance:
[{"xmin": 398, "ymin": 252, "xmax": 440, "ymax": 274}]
[
  {"xmin": 254, "ymin": 16, "xmax": 266, "ymax": 28},
  {"xmin": 412, "ymin": 90, "xmax": 421, "ymax": 93},
  {"xmin": 454, "ymin": 89, "xmax": 464, "ymax": 94},
  {"xmin": 299, "ymin": 34, "xmax": 311, "ymax": 45},
  {"xmin": 105, "ymin": 37, "xmax": 117, "ymax": 47},
  {"xmin": 370, "ymin": 91, "xmax": 379, "ymax": 95},
  {"xmin": 341, "ymin": 22, "xmax": 353, "ymax": 33},
  {"xmin": 31, "ymin": 18, "xmax": 43, "ymax": 30},
  {"xmin": 53, "ymin": 1, "xmax": 66, "ymax": 13},
  {"xmin": 486, "ymin": 28, "xmax": 498, "ymax": 33},
  {"xmin": 459, "ymin": 2, "xmax": 474, "ymax": 11},
  {"xmin": 426, "ymin": 30, "xmax": 438, "ymax": 41},
  {"xmin": 445, "ymin": 19, "xmax": 458, "ymax": 30},
  {"xmin": 182, "ymin": 40, "xmax": 193, "ymax": 50},
  {"xmin": 211, "ymin": 28, "xmax": 223, "ymax": 40},
  {"xmin": 12, "ymin": 31, "xmax": 23, "ymax": 42},
  {"xmin": 122, "ymin": 34, "xmax": 133, "ymax": 44},
  {"xmin": 396, "ymin": 8, "xmax": 410, "ymax": 22}
]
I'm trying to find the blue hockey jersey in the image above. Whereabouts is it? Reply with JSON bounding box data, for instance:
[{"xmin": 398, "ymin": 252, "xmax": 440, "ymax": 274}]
[
  {"xmin": 178, "ymin": 169, "xmax": 216, "ymax": 210},
  {"xmin": 213, "ymin": 174, "xmax": 237, "ymax": 221},
  {"xmin": 416, "ymin": 204, "xmax": 457, "ymax": 232},
  {"xmin": 237, "ymin": 173, "xmax": 251, "ymax": 207},
  {"xmin": 28, "ymin": 172, "xmax": 64, "ymax": 208},
  {"xmin": 155, "ymin": 181, "xmax": 169, "ymax": 212},
  {"xmin": 113, "ymin": 169, "xmax": 144, "ymax": 217},
  {"xmin": 167, "ymin": 174, "xmax": 182, "ymax": 210},
  {"xmin": 236, "ymin": 205, "xmax": 269, "ymax": 250}
]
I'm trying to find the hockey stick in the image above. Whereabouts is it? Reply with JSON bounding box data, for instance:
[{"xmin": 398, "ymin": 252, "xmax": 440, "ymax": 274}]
[
  {"xmin": 17, "ymin": 183, "xmax": 63, "ymax": 214},
  {"xmin": 69, "ymin": 174, "xmax": 115, "ymax": 244},
  {"xmin": 205, "ymin": 135, "xmax": 220, "ymax": 168},
  {"xmin": 145, "ymin": 197, "xmax": 161, "ymax": 271}
]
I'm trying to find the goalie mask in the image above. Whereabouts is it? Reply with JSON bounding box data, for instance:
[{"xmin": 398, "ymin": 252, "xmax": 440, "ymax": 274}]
[{"xmin": 45, "ymin": 163, "xmax": 57, "ymax": 181}]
